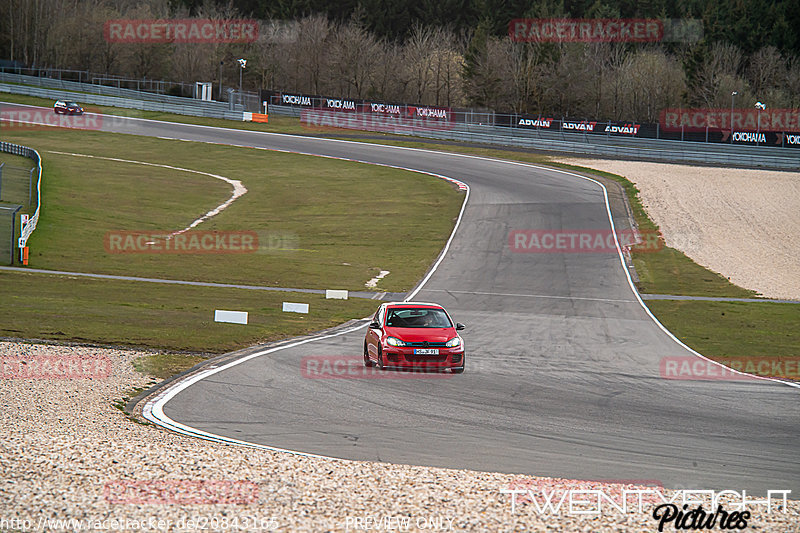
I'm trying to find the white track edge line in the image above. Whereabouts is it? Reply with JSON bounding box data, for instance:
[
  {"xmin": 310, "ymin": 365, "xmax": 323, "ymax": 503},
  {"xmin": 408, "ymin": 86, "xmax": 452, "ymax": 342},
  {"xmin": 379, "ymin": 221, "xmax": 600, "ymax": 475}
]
[
  {"xmin": 6, "ymin": 102, "xmax": 793, "ymax": 390},
  {"xmin": 143, "ymin": 123, "xmax": 798, "ymax": 455},
  {"xmin": 142, "ymin": 155, "xmax": 472, "ymax": 452}
]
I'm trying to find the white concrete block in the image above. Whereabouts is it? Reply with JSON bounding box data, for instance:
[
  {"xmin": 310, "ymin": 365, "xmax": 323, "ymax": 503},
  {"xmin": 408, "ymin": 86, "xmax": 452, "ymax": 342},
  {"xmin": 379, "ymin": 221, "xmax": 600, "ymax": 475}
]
[
  {"xmin": 214, "ymin": 310, "xmax": 248, "ymax": 324},
  {"xmin": 282, "ymin": 302, "xmax": 309, "ymax": 314},
  {"xmin": 325, "ymin": 289, "xmax": 349, "ymax": 300}
]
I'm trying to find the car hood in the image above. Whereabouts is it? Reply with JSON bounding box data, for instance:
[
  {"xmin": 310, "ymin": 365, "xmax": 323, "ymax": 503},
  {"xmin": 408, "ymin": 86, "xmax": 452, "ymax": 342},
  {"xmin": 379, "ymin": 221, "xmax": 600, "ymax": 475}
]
[{"xmin": 383, "ymin": 327, "xmax": 455, "ymax": 343}]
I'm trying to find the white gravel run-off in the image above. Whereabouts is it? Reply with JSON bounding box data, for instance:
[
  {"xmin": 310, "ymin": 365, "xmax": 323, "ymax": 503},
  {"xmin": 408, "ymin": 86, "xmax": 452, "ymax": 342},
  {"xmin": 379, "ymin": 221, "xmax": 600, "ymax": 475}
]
[
  {"xmin": 2, "ymin": 342, "xmax": 799, "ymax": 532},
  {"xmin": 553, "ymin": 158, "xmax": 800, "ymax": 300}
]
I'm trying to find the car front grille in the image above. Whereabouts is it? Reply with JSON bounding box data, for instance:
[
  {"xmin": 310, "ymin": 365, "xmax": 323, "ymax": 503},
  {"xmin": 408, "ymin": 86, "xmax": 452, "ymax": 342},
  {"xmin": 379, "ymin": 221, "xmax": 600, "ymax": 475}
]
[
  {"xmin": 405, "ymin": 341, "xmax": 448, "ymax": 348},
  {"xmin": 405, "ymin": 354, "xmax": 448, "ymax": 363}
]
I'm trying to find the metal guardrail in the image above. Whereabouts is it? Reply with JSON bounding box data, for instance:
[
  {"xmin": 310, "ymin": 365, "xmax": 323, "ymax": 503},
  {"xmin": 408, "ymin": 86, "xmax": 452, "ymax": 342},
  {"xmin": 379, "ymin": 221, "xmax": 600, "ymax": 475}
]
[
  {"xmin": 0, "ymin": 73, "xmax": 246, "ymax": 120},
  {"xmin": 0, "ymin": 82, "xmax": 245, "ymax": 121},
  {"xmin": 0, "ymin": 69, "xmax": 795, "ymax": 169},
  {"xmin": 0, "ymin": 141, "xmax": 41, "ymax": 262},
  {"xmin": 277, "ymin": 106, "xmax": 799, "ymax": 170},
  {"xmin": 0, "ymin": 72, "xmax": 228, "ymax": 107}
]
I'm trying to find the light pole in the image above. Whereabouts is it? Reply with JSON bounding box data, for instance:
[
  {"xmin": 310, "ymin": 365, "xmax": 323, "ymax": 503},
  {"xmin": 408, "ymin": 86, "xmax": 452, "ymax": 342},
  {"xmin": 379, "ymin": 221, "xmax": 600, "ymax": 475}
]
[
  {"xmin": 730, "ymin": 91, "xmax": 738, "ymax": 143},
  {"xmin": 755, "ymin": 101, "xmax": 766, "ymax": 146},
  {"xmin": 237, "ymin": 58, "xmax": 247, "ymax": 107},
  {"xmin": 218, "ymin": 60, "xmax": 224, "ymax": 101}
]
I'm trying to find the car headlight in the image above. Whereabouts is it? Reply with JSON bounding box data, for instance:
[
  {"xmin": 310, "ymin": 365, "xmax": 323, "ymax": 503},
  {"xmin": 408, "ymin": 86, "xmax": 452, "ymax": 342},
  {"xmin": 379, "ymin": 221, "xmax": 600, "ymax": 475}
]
[
  {"xmin": 445, "ymin": 337, "xmax": 461, "ymax": 348},
  {"xmin": 386, "ymin": 336, "xmax": 406, "ymax": 347}
]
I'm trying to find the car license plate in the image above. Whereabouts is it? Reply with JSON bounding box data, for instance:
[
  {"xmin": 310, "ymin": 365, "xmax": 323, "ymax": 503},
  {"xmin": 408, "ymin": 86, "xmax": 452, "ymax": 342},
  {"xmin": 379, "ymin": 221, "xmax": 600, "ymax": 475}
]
[{"xmin": 414, "ymin": 348, "xmax": 439, "ymax": 355}]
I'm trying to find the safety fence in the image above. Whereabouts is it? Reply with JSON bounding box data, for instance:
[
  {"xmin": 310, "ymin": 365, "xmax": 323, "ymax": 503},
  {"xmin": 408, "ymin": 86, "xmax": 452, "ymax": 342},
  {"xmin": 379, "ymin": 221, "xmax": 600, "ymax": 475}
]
[
  {"xmin": 0, "ymin": 141, "xmax": 41, "ymax": 265},
  {"xmin": 264, "ymin": 91, "xmax": 800, "ymax": 150},
  {"xmin": 0, "ymin": 72, "xmax": 246, "ymax": 120},
  {"xmin": 285, "ymin": 106, "xmax": 797, "ymax": 169}
]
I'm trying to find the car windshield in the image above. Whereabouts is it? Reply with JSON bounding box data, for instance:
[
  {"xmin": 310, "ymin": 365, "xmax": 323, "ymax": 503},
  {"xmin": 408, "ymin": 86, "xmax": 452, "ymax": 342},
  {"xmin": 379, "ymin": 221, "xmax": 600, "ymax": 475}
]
[
  {"xmin": 66, "ymin": 102, "xmax": 78, "ymax": 106},
  {"xmin": 385, "ymin": 308, "xmax": 452, "ymax": 328}
]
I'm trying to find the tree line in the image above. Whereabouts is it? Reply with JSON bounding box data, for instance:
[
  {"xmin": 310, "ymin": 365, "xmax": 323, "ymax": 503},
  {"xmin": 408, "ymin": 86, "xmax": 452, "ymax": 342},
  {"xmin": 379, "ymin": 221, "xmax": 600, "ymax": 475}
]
[{"xmin": 1, "ymin": 0, "xmax": 798, "ymax": 123}]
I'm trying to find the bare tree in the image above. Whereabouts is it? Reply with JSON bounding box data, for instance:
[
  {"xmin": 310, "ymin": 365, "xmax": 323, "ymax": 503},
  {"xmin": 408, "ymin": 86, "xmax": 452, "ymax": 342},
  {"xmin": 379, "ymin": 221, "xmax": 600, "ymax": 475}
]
[
  {"xmin": 692, "ymin": 41, "xmax": 744, "ymax": 107},
  {"xmin": 328, "ymin": 20, "xmax": 382, "ymax": 99},
  {"xmin": 748, "ymin": 46, "xmax": 785, "ymax": 99},
  {"xmin": 293, "ymin": 15, "xmax": 332, "ymax": 94},
  {"xmin": 785, "ymin": 56, "xmax": 800, "ymax": 109},
  {"xmin": 619, "ymin": 49, "xmax": 685, "ymax": 122},
  {"xmin": 370, "ymin": 41, "xmax": 405, "ymax": 101},
  {"xmin": 403, "ymin": 25, "xmax": 437, "ymax": 103},
  {"xmin": 600, "ymin": 43, "xmax": 629, "ymax": 119}
]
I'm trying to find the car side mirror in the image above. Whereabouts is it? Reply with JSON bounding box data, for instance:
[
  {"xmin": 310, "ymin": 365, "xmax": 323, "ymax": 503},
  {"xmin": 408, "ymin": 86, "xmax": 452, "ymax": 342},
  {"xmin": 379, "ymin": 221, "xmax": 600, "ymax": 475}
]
[
  {"xmin": 456, "ymin": 323, "xmax": 465, "ymax": 331},
  {"xmin": 369, "ymin": 321, "xmax": 381, "ymax": 329}
]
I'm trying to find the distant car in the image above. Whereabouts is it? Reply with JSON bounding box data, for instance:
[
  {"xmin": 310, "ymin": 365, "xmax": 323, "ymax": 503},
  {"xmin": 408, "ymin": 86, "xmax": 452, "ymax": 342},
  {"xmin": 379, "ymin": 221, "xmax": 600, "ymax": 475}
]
[
  {"xmin": 364, "ymin": 302, "xmax": 466, "ymax": 373},
  {"xmin": 53, "ymin": 100, "xmax": 83, "ymax": 115}
]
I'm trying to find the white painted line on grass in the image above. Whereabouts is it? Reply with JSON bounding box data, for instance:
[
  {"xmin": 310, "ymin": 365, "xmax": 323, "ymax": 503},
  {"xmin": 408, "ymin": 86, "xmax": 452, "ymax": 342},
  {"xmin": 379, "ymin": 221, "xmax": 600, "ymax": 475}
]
[
  {"xmin": 143, "ymin": 151, "xmax": 473, "ymax": 453},
  {"xmin": 44, "ymin": 150, "xmax": 247, "ymax": 237}
]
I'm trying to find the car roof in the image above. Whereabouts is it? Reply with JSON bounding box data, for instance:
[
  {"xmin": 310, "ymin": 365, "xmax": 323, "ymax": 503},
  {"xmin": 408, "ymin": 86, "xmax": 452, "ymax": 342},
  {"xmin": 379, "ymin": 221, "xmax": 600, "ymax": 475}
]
[{"xmin": 383, "ymin": 301, "xmax": 444, "ymax": 308}]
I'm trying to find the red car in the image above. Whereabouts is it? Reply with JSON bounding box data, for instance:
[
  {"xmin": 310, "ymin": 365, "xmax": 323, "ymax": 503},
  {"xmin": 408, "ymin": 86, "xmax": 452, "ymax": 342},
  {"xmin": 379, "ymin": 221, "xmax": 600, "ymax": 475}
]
[
  {"xmin": 53, "ymin": 100, "xmax": 84, "ymax": 115},
  {"xmin": 364, "ymin": 302, "xmax": 466, "ymax": 373}
]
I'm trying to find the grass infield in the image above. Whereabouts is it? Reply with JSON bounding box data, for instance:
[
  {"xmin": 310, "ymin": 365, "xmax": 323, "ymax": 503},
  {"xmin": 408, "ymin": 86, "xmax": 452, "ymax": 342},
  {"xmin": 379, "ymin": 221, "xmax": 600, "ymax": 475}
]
[
  {"xmin": 0, "ymin": 129, "xmax": 462, "ymax": 292},
  {"xmin": 1, "ymin": 94, "xmax": 796, "ymax": 372},
  {"xmin": 0, "ymin": 126, "xmax": 462, "ymax": 355},
  {"xmin": 0, "ymin": 270, "xmax": 377, "ymax": 353}
]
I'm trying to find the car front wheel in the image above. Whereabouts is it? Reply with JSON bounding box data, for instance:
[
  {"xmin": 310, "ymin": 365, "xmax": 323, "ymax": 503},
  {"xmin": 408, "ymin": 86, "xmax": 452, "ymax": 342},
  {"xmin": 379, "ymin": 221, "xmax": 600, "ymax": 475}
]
[
  {"xmin": 363, "ymin": 344, "xmax": 373, "ymax": 367},
  {"xmin": 376, "ymin": 346, "xmax": 385, "ymax": 370}
]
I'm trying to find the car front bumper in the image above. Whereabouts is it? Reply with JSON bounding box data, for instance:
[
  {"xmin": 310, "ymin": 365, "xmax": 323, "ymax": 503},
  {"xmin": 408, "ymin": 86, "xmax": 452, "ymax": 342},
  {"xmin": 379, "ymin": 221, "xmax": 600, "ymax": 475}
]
[{"xmin": 381, "ymin": 347, "xmax": 464, "ymax": 369}]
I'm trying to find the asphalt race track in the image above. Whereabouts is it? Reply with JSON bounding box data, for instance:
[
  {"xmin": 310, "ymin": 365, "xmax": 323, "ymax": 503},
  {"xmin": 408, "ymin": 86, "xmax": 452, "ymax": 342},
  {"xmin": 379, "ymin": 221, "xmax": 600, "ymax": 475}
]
[{"xmin": 8, "ymin": 104, "xmax": 800, "ymax": 493}]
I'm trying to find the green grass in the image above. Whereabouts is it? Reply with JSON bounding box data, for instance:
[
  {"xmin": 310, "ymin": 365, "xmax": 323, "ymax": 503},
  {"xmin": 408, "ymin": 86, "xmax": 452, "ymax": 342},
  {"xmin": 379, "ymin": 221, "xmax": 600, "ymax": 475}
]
[
  {"xmin": 0, "ymin": 152, "xmax": 35, "ymax": 208},
  {"xmin": 549, "ymin": 163, "xmax": 757, "ymax": 298},
  {"xmin": 133, "ymin": 353, "xmax": 206, "ymax": 379},
  {"xmin": 0, "ymin": 92, "xmax": 308, "ymax": 135},
  {"xmin": 0, "ymin": 129, "xmax": 462, "ymax": 292},
  {"xmin": 0, "ymin": 270, "xmax": 378, "ymax": 353},
  {"xmin": 307, "ymin": 139, "xmax": 760, "ymax": 298},
  {"xmin": 0, "ymin": 123, "xmax": 462, "ymax": 354},
  {"xmin": 2, "ymin": 91, "xmax": 793, "ymax": 373},
  {"xmin": 647, "ymin": 300, "xmax": 800, "ymax": 377}
]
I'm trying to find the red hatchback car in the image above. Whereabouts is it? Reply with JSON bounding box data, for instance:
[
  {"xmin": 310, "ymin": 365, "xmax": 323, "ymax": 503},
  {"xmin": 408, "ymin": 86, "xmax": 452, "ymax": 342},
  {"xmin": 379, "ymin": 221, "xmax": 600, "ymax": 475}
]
[{"xmin": 364, "ymin": 302, "xmax": 466, "ymax": 373}]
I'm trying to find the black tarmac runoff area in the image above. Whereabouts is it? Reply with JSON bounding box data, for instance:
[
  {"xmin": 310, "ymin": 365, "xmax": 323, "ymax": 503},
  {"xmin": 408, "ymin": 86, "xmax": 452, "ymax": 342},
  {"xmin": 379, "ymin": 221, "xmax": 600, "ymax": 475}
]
[{"xmin": 14, "ymin": 104, "xmax": 797, "ymax": 493}]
